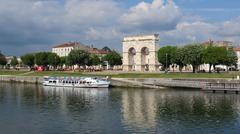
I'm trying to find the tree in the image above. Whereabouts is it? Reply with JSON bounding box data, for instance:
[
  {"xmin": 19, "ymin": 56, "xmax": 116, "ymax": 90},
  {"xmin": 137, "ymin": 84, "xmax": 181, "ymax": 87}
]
[
  {"xmin": 0, "ymin": 52, "xmax": 7, "ymax": 68},
  {"xmin": 89, "ymin": 55, "xmax": 101, "ymax": 66},
  {"xmin": 67, "ymin": 50, "xmax": 91, "ymax": 68},
  {"xmin": 47, "ymin": 53, "xmax": 60, "ymax": 69},
  {"xmin": 222, "ymin": 48, "xmax": 238, "ymax": 71},
  {"xmin": 10, "ymin": 56, "xmax": 18, "ymax": 69},
  {"xmin": 102, "ymin": 46, "xmax": 112, "ymax": 52},
  {"xmin": 103, "ymin": 51, "xmax": 122, "ymax": 67},
  {"xmin": 35, "ymin": 52, "xmax": 49, "ymax": 67},
  {"xmin": 60, "ymin": 56, "xmax": 67, "ymax": 66},
  {"xmin": 182, "ymin": 44, "xmax": 204, "ymax": 73},
  {"xmin": 203, "ymin": 45, "xmax": 219, "ymax": 73},
  {"xmin": 157, "ymin": 46, "xmax": 177, "ymax": 70},
  {"xmin": 174, "ymin": 47, "xmax": 186, "ymax": 72},
  {"xmin": 21, "ymin": 53, "xmax": 35, "ymax": 68}
]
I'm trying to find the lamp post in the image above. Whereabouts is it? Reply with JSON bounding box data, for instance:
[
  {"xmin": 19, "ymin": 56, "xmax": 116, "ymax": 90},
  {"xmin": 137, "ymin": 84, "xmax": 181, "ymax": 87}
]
[{"xmin": 165, "ymin": 53, "xmax": 168, "ymax": 73}]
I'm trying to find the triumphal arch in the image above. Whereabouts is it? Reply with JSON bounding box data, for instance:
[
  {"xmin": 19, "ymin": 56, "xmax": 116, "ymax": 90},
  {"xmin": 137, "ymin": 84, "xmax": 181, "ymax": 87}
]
[{"xmin": 122, "ymin": 34, "xmax": 160, "ymax": 72}]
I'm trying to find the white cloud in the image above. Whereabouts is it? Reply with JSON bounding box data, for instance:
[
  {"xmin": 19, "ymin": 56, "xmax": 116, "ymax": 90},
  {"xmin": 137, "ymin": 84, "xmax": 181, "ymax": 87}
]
[
  {"xmin": 217, "ymin": 17, "xmax": 240, "ymax": 37},
  {"xmin": 0, "ymin": 0, "xmax": 240, "ymax": 55},
  {"xmin": 119, "ymin": 0, "xmax": 181, "ymax": 31}
]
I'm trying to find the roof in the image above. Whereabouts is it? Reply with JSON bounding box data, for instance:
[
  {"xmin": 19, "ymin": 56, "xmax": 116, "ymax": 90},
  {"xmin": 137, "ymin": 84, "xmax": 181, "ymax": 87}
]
[
  {"xmin": 89, "ymin": 48, "xmax": 110, "ymax": 55},
  {"xmin": 233, "ymin": 48, "xmax": 240, "ymax": 51},
  {"xmin": 53, "ymin": 42, "xmax": 83, "ymax": 48}
]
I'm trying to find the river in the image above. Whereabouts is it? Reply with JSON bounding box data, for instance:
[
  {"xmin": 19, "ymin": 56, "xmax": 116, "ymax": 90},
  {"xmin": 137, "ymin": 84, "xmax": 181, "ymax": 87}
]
[{"xmin": 0, "ymin": 83, "xmax": 240, "ymax": 134}]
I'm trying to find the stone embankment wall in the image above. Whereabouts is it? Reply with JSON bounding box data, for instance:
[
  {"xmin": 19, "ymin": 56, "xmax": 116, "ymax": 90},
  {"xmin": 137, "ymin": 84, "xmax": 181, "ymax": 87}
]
[
  {"xmin": 111, "ymin": 78, "xmax": 230, "ymax": 89},
  {"xmin": 0, "ymin": 76, "xmax": 43, "ymax": 84},
  {"xmin": 0, "ymin": 75, "xmax": 231, "ymax": 89}
]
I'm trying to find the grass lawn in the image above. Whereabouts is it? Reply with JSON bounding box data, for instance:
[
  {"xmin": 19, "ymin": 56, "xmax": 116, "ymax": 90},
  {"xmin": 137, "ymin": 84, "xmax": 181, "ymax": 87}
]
[
  {"xmin": 0, "ymin": 70, "xmax": 239, "ymax": 79},
  {"xmin": 0, "ymin": 70, "xmax": 29, "ymax": 76}
]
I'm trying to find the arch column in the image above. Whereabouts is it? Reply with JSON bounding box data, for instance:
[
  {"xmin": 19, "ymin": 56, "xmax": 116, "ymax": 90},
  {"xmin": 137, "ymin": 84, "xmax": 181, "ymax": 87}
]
[{"xmin": 135, "ymin": 51, "xmax": 142, "ymax": 71}]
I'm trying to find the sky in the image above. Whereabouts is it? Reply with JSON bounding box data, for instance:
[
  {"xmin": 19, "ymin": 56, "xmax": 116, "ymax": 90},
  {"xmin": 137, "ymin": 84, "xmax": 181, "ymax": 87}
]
[{"xmin": 0, "ymin": 0, "xmax": 240, "ymax": 56}]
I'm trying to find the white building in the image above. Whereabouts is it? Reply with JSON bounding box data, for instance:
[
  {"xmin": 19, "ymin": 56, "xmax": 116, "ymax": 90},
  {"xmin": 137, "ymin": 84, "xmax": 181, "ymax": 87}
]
[
  {"xmin": 122, "ymin": 34, "xmax": 160, "ymax": 72},
  {"xmin": 234, "ymin": 48, "xmax": 240, "ymax": 70},
  {"xmin": 52, "ymin": 42, "xmax": 110, "ymax": 57}
]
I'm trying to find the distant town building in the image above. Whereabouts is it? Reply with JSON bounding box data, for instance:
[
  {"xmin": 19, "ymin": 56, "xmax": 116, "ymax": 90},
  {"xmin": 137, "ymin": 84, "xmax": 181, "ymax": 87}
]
[
  {"xmin": 52, "ymin": 42, "xmax": 110, "ymax": 57},
  {"xmin": 202, "ymin": 39, "xmax": 233, "ymax": 49},
  {"xmin": 234, "ymin": 48, "xmax": 240, "ymax": 70},
  {"xmin": 122, "ymin": 34, "xmax": 160, "ymax": 72}
]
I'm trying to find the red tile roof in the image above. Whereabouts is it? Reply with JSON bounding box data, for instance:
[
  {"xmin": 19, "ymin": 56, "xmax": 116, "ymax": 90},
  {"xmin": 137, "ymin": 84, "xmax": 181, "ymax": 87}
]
[
  {"xmin": 234, "ymin": 48, "xmax": 240, "ymax": 51},
  {"xmin": 53, "ymin": 42, "xmax": 80, "ymax": 48}
]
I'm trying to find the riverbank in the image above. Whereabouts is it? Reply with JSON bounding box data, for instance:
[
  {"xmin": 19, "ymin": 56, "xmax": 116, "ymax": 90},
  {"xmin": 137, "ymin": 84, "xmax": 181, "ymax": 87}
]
[
  {"xmin": 0, "ymin": 70, "xmax": 239, "ymax": 79},
  {"xmin": 0, "ymin": 75, "xmax": 235, "ymax": 89}
]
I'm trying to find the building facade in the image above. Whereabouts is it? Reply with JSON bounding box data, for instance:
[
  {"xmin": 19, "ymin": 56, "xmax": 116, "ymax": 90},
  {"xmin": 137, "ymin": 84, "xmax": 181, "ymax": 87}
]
[
  {"xmin": 234, "ymin": 48, "xmax": 240, "ymax": 70},
  {"xmin": 52, "ymin": 42, "xmax": 109, "ymax": 57},
  {"xmin": 122, "ymin": 34, "xmax": 160, "ymax": 72}
]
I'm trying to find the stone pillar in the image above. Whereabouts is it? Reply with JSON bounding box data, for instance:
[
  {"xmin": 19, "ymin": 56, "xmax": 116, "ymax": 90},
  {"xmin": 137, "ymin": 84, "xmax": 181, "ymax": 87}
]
[{"xmin": 134, "ymin": 52, "xmax": 142, "ymax": 71}]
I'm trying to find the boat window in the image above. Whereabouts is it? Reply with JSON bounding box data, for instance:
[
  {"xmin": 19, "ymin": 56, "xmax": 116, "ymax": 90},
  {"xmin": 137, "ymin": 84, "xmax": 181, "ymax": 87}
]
[
  {"xmin": 63, "ymin": 81, "xmax": 65, "ymax": 83},
  {"xmin": 53, "ymin": 81, "xmax": 56, "ymax": 83},
  {"xmin": 49, "ymin": 81, "xmax": 52, "ymax": 83}
]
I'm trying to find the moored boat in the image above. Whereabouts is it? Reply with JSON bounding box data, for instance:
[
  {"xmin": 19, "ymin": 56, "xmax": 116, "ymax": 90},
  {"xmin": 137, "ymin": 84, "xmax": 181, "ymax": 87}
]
[{"xmin": 43, "ymin": 76, "xmax": 110, "ymax": 88}]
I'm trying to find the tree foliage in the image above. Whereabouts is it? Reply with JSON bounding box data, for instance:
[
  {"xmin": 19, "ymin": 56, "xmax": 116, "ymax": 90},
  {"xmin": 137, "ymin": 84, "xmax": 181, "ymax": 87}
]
[
  {"xmin": 67, "ymin": 50, "xmax": 91, "ymax": 66},
  {"xmin": 182, "ymin": 44, "xmax": 204, "ymax": 73},
  {"xmin": 60, "ymin": 56, "xmax": 67, "ymax": 65},
  {"xmin": 47, "ymin": 53, "xmax": 60, "ymax": 67},
  {"xmin": 0, "ymin": 52, "xmax": 7, "ymax": 66},
  {"xmin": 174, "ymin": 47, "xmax": 186, "ymax": 72},
  {"xmin": 10, "ymin": 56, "xmax": 18, "ymax": 68},
  {"xmin": 89, "ymin": 55, "xmax": 101, "ymax": 66},
  {"xmin": 21, "ymin": 53, "xmax": 35, "ymax": 68},
  {"xmin": 35, "ymin": 52, "xmax": 50, "ymax": 66},
  {"xmin": 222, "ymin": 48, "xmax": 238, "ymax": 70},
  {"xmin": 157, "ymin": 46, "xmax": 177, "ymax": 69},
  {"xmin": 103, "ymin": 51, "xmax": 122, "ymax": 67}
]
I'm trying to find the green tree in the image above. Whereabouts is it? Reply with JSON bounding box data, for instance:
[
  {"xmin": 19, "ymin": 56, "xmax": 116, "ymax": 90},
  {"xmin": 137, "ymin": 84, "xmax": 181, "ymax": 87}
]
[
  {"xmin": 102, "ymin": 46, "xmax": 112, "ymax": 52},
  {"xmin": 67, "ymin": 50, "xmax": 91, "ymax": 68},
  {"xmin": 174, "ymin": 47, "xmax": 186, "ymax": 72},
  {"xmin": 203, "ymin": 45, "xmax": 219, "ymax": 73},
  {"xmin": 60, "ymin": 56, "xmax": 67, "ymax": 65},
  {"xmin": 47, "ymin": 53, "xmax": 60, "ymax": 69},
  {"xmin": 21, "ymin": 53, "xmax": 35, "ymax": 68},
  {"xmin": 158, "ymin": 46, "xmax": 177, "ymax": 70},
  {"xmin": 35, "ymin": 52, "xmax": 49, "ymax": 66},
  {"xmin": 89, "ymin": 55, "xmax": 101, "ymax": 66},
  {"xmin": 182, "ymin": 44, "xmax": 204, "ymax": 73},
  {"xmin": 103, "ymin": 51, "xmax": 122, "ymax": 67},
  {"xmin": 0, "ymin": 52, "xmax": 7, "ymax": 68},
  {"xmin": 222, "ymin": 48, "xmax": 238, "ymax": 71},
  {"xmin": 10, "ymin": 56, "xmax": 18, "ymax": 69}
]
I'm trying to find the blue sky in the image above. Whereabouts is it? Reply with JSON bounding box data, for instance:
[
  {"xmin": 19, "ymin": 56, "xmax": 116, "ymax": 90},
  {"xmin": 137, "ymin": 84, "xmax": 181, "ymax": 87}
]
[{"xmin": 0, "ymin": 0, "xmax": 240, "ymax": 56}]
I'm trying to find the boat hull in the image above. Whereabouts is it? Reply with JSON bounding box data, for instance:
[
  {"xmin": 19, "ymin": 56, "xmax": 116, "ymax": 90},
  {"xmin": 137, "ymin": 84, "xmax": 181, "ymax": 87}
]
[{"xmin": 43, "ymin": 83, "xmax": 110, "ymax": 88}]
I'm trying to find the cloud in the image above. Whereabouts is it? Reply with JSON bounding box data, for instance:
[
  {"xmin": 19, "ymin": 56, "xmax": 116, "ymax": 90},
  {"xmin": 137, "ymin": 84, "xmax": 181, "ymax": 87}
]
[
  {"xmin": 217, "ymin": 17, "xmax": 240, "ymax": 37},
  {"xmin": 0, "ymin": 0, "xmax": 240, "ymax": 56},
  {"xmin": 119, "ymin": 0, "xmax": 181, "ymax": 31},
  {"xmin": 0, "ymin": 0, "xmax": 121, "ymax": 55}
]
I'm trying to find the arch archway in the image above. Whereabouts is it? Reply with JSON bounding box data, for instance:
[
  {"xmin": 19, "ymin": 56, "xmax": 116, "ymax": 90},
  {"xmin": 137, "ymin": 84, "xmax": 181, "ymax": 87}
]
[
  {"xmin": 128, "ymin": 47, "xmax": 136, "ymax": 71},
  {"xmin": 141, "ymin": 47, "xmax": 149, "ymax": 71}
]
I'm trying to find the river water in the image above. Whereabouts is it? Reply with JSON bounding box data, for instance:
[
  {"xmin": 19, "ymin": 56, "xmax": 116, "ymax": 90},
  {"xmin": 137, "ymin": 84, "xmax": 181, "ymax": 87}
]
[{"xmin": 0, "ymin": 83, "xmax": 240, "ymax": 134}]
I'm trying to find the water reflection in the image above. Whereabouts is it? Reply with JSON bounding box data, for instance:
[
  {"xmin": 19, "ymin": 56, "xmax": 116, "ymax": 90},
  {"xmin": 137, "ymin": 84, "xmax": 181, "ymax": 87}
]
[
  {"xmin": 120, "ymin": 89, "xmax": 240, "ymax": 133},
  {"xmin": 0, "ymin": 83, "xmax": 240, "ymax": 134}
]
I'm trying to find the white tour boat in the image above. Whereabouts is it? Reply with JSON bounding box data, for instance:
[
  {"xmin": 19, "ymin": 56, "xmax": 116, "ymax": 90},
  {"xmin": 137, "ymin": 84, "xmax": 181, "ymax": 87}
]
[{"xmin": 43, "ymin": 76, "xmax": 110, "ymax": 88}]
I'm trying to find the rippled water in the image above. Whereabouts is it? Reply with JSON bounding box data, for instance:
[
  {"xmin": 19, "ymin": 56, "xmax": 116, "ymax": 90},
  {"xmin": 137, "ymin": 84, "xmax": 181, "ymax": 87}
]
[{"xmin": 0, "ymin": 83, "xmax": 240, "ymax": 134}]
